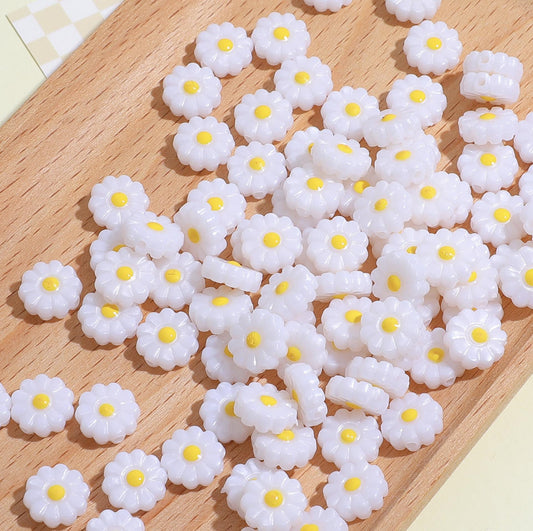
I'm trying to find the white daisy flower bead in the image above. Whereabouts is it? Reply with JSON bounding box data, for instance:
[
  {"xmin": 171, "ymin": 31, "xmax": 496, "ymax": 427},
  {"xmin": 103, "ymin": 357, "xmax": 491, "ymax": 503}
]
[
  {"xmin": 381, "ymin": 227, "xmax": 431, "ymax": 257},
  {"xmin": 458, "ymin": 107, "xmax": 518, "ymax": 145},
  {"xmin": 95, "ymin": 248, "xmax": 156, "ymax": 307},
  {"xmin": 352, "ymin": 181, "xmax": 413, "ymax": 239},
  {"xmin": 201, "ymin": 332, "xmax": 253, "ymax": 383},
  {"xmin": 75, "ymin": 383, "xmax": 140, "ymax": 445},
  {"xmin": 408, "ymin": 171, "xmax": 473, "ymax": 229},
  {"xmin": 457, "ymin": 143, "xmax": 518, "ymax": 194},
  {"xmin": 346, "ymin": 356, "xmax": 410, "ymax": 399},
  {"xmin": 326, "ymin": 376, "xmax": 389, "ymax": 416},
  {"xmin": 200, "ymin": 382, "xmax": 253, "ymax": 443},
  {"xmin": 444, "ymin": 309, "xmax": 507, "ymax": 370},
  {"xmin": 403, "ymin": 20, "xmax": 462, "ymax": 75},
  {"xmin": 222, "ymin": 458, "xmax": 271, "ymax": 517},
  {"xmin": 514, "ymin": 112, "xmax": 533, "ymax": 163},
  {"xmin": 360, "ymin": 297, "xmax": 426, "ymax": 362},
  {"xmin": 174, "ymin": 116, "xmax": 234, "ymax": 172},
  {"xmin": 284, "ymin": 126, "xmax": 330, "ymax": 170},
  {"xmin": 0, "ymin": 383, "xmax": 10, "ymax": 427},
  {"xmin": 11, "ymin": 374, "xmax": 74, "ymax": 437},
  {"xmin": 362, "ymin": 110, "xmax": 422, "ymax": 148},
  {"xmin": 202, "ymin": 256, "xmax": 262, "ymax": 293},
  {"xmin": 277, "ymin": 322, "xmax": 327, "ymax": 379},
  {"xmin": 240, "ymin": 469, "xmax": 307, "ymax": 530},
  {"xmin": 460, "ymin": 72, "xmax": 520, "ymax": 106},
  {"xmin": 321, "ymin": 296, "xmax": 372, "ymax": 351},
  {"xmin": 194, "ymin": 22, "xmax": 253, "ymax": 77},
  {"xmin": 227, "ymin": 142, "xmax": 288, "ymax": 199},
  {"xmin": 291, "ymin": 506, "xmax": 348, "ymax": 530},
  {"xmin": 463, "ymin": 49, "xmax": 523, "ymax": 81},
  {"xmin": 274, "ymin": 56, "xmax": 333, "ymax": 111},
  {"xmin": 161, "ymin": 426, "xmax": 225, "ymax": 489},
  {"xmin": 316, "ymin": 270, "xmax": 372, "ymax": 302},
  {"xmin": 520, "ymin": 167, "xmax": 533, "ymax": 203},
  {"xmin": 416, "ymin": 228, "xmax": 477, "ymax": 290},
  {"xmin": 441, "ymin": 296, "xmax": 503, "ymax": 326},
  {"xmin": 471, "ymin": 190, "xmax": 525, "ymax": 247},
  {"xmin": 252, "ymin": 424, "xmax": 316, "ymax": 470},
  {"xmin": 234, "ymin": 89, "xmax": 294, "ymax": 144},
  {"xmin": 235, "ymin": 382, "xmax": 297, "ymax": 434},
  {"xmin": 162, "ymin": 62, "xmax": 221, "ymax": 119},
  {"xmin": 189, "ymin": 286, "xmax": 252, "ymax": 335},
  {"xmin": 338, "ymin": 167, "xmax": 379, "ymax": 218},
  {"xmin": 304, "ymin": 216, "xmax": 369, "ymax": 274},
  {"xmin": 385, "ymin": 0, "xmax": 441, "ymax": 24},
  {"xmin": 258, "ymin": 265, "xmax": 317, "ymax": 321},
  {"xmin": 229, "ymin": 309, "xmax": 288, "ymax": 374},
  {"xmin": 387, "ymin": 75, "xmax": 447, "ymax": 128},
  {"xmin": 408, "ymin": 327, "xmax": 465, "ymax": 389},
  {"xmin": 136, "ymin": 308, "xmax": 198, "ymax": 370},
  {"xmin": 87, "ymin": 509, "xmax": 145, "ymax": 531},
  {"xmin": 18, "ymin": 260, "xmax": 82, "ymax": 320},
  {"xmin": 89, "ymin": 228, "xmax": 128, "ymax": 271},
  {"xmin": 102, "ymin": 449, "xmax": 167, "ymax": 513},
  {"xmin": 77, "ymin": 292, "xmax": 143, "ymax": 345},
  {"xmin": 23, "ymin": 464, "xmax": 89, "ymax": 528},
  {"xmin": 311, "ymin": 132, "xmax": 372, "ymax": 181},
  {"xmin": 272, "ymin": 187, "xmax": 319, "ymax": 232},
  {"xmin": 323, "ymin": 461, "xmax": 388, "ymax": 521},
  {"xmin": 235, "ymin": 213, "xmax": 303, "ymax": 274},
  {"xmin": 252, "ymin": 12, "xmax": 310, "ymax": 65},
  {"xmin": 150, "ymin": 252, "xmax": 204, "ymax": 310},
  {"xmin": 318, "ymin": 408, "xmax": 382, "ymax": 467},
  {"xmin": 283, "ymin": 363, "xmax": 327, "ymax": 427},
  {"xmin": 321, "ymin": 86, "xmax": 380, "ymax": 141},
  {"xmin": 304, "ymin": 0, "xmax": 352, "ymax": 11},
  {"xmin": 381, "ymin": 392, "xmax": 443, "ymax": 451},
  {"xmin": 371, "ymin": 251, "xmax": 429, "ymax": 304},
  {"xmin": 122, "ymin": 211, "xmax": 183, "ymax": 260},
  {"xmin": 374, "ymin": 133, "xmax": 440, "ymax": 187},
  {"xmin": 283, "ymin": 164, "xmax": 343, "ymax": 220},
  {"xmin": 88, "ymin": 175, "xmax": 149, "ymax": 230}
]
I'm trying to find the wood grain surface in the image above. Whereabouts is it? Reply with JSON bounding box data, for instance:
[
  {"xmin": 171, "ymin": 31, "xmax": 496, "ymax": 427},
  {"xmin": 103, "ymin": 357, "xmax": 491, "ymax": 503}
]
[{"xmin": 1, "ymin": 0, "xmax": 533, "ymax": 529}]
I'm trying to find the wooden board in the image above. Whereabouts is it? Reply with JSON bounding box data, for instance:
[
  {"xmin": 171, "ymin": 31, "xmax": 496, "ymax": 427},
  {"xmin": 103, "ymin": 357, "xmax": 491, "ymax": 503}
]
[{"xmin": 1, "ymin": 0, "xmax": 532, "ymax": 529}]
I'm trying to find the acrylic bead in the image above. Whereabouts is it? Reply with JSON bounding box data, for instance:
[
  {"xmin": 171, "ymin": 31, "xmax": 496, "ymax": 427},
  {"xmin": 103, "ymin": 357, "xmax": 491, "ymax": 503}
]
[
  {"xmin": 87, "ymin": 509, "xmax": 145, "ymax": 531},
  {"xmin": 385, "ymin": 0, "xmax": 441, "ymax": 24},
  {"xmin": 362, "ymin": 110, "xmax": 422, "ymax": 148},
  {"xmin": 89, "ymin": 227, "xmax": 128, "ymax": 271},
  {"xmin": 202, "ymin": 256, "xmax": 262, "ymax": 293},
  {"xmin": 458, "ymin": 107, "xmax": 518, "ymax": 145},
  {"xmin": 315, "ymin": 270, "xmax": 373, "ymax": 301}
]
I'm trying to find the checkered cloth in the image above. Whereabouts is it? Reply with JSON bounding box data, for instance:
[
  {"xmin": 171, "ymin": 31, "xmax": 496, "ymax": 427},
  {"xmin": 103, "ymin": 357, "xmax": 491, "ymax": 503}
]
[{"xmin": 8, "ymin": 0, "xmax": 122, "ymax": 77}]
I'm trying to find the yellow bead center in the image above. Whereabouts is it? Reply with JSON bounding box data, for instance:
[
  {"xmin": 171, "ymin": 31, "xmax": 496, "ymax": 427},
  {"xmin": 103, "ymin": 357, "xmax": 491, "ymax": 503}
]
[
  {"xmin": 307, "ymin": 177, "xmax": 324, "ymax": 191},
  {"xmin": 494, "ymin": 208, "xmax": 511, "ymax": 223},
  {"xmin": 353, "ymin": 180, "xmax": 370, "ymax": 194},
  {"xmin": 401, "ymin": 408, "xmax": 418, "ymax": 422},
  {"xmin": 273, "ymin": 26, "xmax": 290, "ymax": 41},
  {"xmin": 337, "ymin": 143, "xmax": 353, "ymax": 154},
  {"xmin": 287, "ymin": 346, "xmax": 302, "ymax": 361},
  {"xmin": 374, "ymin": 198, "xmax": 388, "ymax": 211},
  {"xmin": 420, "ymin": 186, "xmax": 437, "ymax": 200},
  {"xmin": 260, "ymin": 395, "xmax": 277, "ymax": 406},
  {"xmin": 480, "ymin": 112, "xmax": 496, "ymax": 121},
  {"xmin": 276, "ymin": 281, "xmax": 289, "ymax": 295},
  {"xmin": 47, "ymin": 485, "xmax": 66, "ymax": 501},
  {"xmin": 344, "ymin": 477, "xmax": 362, "ymax": 491},
  {"xmin": 225, "ymin": 400, "xmax": 236, "ymax": 417},
  {"xmin": 381, "ymin": 113, "xmax": 396, "ymax": 122},
  {"xmin": 183, "ymin": 80, "xmax": 200, "ymax": 94},
  {"xmin": 228, "ymin": 260, "xmax": 241, "ymax": 267},
  {"xmin": 381, "ymin": 317, "xmax": 399, "ymax": 333},
  {"xmin": 346, "ymin": 401, "xmax": 361, "ymax": 409},
  {"xmin": 217, "ymin": 38, "xmax": 233, "ymax": 52},
  {"xmin": 307, "ymin": 142, "xmax": 314, "ymax": 153},
  {"xmin": 331, "ymin": 234, "xmax": 348, "ymax": 250},
  {"xmin": 183, "ymin": 444, "xmax": 202, "ymax": 462},
  {"xmin": 427, "ymin": 347, "xmax": 445, "ymax": 363},
  {"xmin": 345, "ymin": 102, "xmax": 361, "ymax": 117},
  {"xmin": 116, "ymin": 266, "xmax": 134, "ymax": 281},
  {"xmin": 340, "ymin": 428, "xmax": 357, "ymax": 443},
  {"xmin": 264, "ymin": 489, "xmax": 284, "ymax": 508},
  {"xmin": 524, "ymin": 269, "xmax": 533, "ymax": 286},
  {"xmin": 158, "ymin": 326, "xmax": 177, "ymax": 343},
  {"xmin": 246, "ymin": 331, "xmax": 262, "ymax": 348},
  {"xmin": 126, "ymin": 469, "xmax": 145, "ymax": 487},
  {"xmin": 147, "ymin": 221, "xmax": 164, "ymax": 231},
  {"xmin": 438, "ymin": 245, "xmax": 455, "ymax": 261},
  {"xmin": 101, "ymin": 303, "xmax": 120, "ymax": 318},
  {"xmin": 112, "ymin": 244, "xmax": 125, "ymax": 252},
  {"xmin": 207, "ymin": 196, "xmax": 224, "ymax": 211},
  {"xmin": 426, "ymin": 37, "xmax": 442, "ymax": 50},
  {"xmin": 468, "ymin": 271, "xmax": 477, "ymax": 283},
  {"xmin": 301, "ymin": 525, "xmax": 319, "ymax": 531},
  {"xmin": 406, "ymin": 245, "xmax": 417, "ymax": 254},
  {"xmin": 224, "ymin": 345, "xmax": 233, "ymax": 358},
  {"xmin": 188, "ymin": 227, "xmax": 200, "ymax": 243},
  {"xmin": 263, "ymin": 232, "xmax": 281, "ymax": 248},
  {"xmin": 165, "ymin": 268, "xmax": 181, "ymax": 283},
  {"xmin": 471, "ymin": 327, "xmax": 488, "ymax": 343},
  {"xmin": 111, "ymin": 192, "xmax": 128, "ymax": 207},
  {"xmin": 249, "ymin": 157, "xmax": 266, "ymax": 171},
  {"xmin": 41, "ymin": 276, "xmax": 60, "ymax": 292},
  {"xmin": 395, "ymin": 150, "xmax": 412, "ymax": 161},
  {"xmin": 294, "ymin": 71, "xmax": 310, "ymax": 84},
  {"xmin": 196, "ymin": 131, "xmax": 213, "ymax": 144},
  {"xmin": 387, "ymin": 274, "xmax": 402, "ymax": 292},
  {"xmin": 292, "ymin": 389, "xmax": 299, "ymax": 402},
  {"xmin": 212, "ymin": 296, "xmax": 229, "ymax": 306},
  {"xmin": 410, "ymin": 89, "xmax": 426, "ymax": 103},
  {"xmin": 277, "ymin": 429, "xmax": 295, "ymax": 441},
  {"xmin": 32, "ymin": 393, "xmax": 50, "ymax": 410},
  {"xmin": 99, "ymin": 403, "xmax": 115, "ymax": 417},
  {"xmin": 255, "ymin": 105, "xmax": 272, "ymax": 119},
  {"xmin": 345, "ymin": 310, "xmax": 362, "ymax": 323},
  {"xmin": 480, "ymin": 153, "xmax": 497, "ymax": 166}
]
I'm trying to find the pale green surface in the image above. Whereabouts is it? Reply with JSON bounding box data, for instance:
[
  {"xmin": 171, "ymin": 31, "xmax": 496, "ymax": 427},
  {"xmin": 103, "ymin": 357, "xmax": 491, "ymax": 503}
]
[{"xmin": 1, "ymin": 3, "xmax": 532, "ymax": 529}]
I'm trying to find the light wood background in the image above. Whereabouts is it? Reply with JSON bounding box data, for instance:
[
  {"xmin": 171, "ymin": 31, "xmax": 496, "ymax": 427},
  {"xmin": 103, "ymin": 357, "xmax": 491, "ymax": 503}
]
[{"xmin": 1, "ymin": 0, "xmax": 533, "ymax": 529}]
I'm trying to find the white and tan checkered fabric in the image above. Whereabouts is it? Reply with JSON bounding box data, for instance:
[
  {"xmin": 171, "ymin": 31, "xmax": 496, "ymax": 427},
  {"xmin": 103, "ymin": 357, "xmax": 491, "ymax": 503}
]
[{"xmin": 8, "ymin": 0, "xmax": 122, "ymax": 77}]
